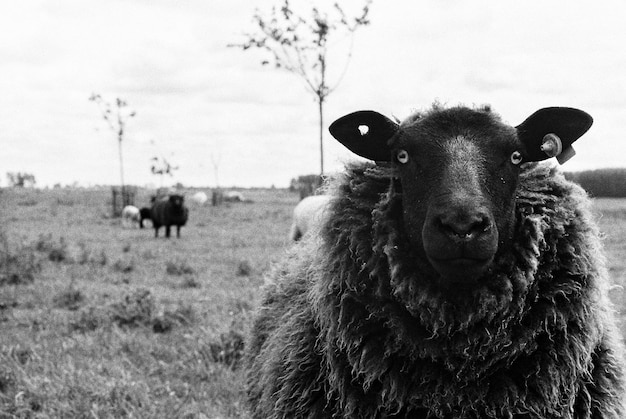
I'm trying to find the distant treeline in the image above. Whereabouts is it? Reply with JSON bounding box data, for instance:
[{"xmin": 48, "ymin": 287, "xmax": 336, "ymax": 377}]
[{"xmin": 563, "ymin": 168, "xmax": 626, "ymax": 198}]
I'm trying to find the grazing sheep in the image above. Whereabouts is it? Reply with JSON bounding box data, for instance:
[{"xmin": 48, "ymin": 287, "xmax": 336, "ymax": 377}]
[
  {"xmin": 191, "ymin": 191, "xmax": 208, "ymax": 205},
  {"xmin": 151, "ymin": 194, "xmax": 188, "ymax": 238},
  {"xmin": 224, "ymin": 190, "xmax": 245, "ymax": 202},
  {"xmin": 246, "ymin": 104, "xmax": 626, "ymax": 418},
  {"xmin": 288, "ymin": 194, "xmax": 332, "ymax": 241},
  {"xmin": 121, "ymin": 205, "xmax": 140, "ymax": 228}
]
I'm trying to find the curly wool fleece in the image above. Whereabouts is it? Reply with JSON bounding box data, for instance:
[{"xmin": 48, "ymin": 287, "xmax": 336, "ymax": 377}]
[{"xmin": 246, "ymin": 162, "xmax": 626, "ymax": 418}]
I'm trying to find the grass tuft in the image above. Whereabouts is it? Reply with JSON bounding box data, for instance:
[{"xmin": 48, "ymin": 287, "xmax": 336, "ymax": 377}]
[
  {"xmin": 71, "ymin": 305, "xmax": 111, "ymax": 332},
  {"xmin": 110, "ymin": 289, "xmax": 154, "ymax": 328},
  {"xmin": 33, "ymin": 233, "xmax": 68, "ymax": 262},
  {"xmin": 236, "ymin": 260, "xmax": 252, "ymax": 276},
  {"xmin": 53, "ymin": 287, "xmax": 85, "ymax": 311},
  {"xmin": 112, "ymin": 257, "xmax": 135, "ymax": 273},
  {"xmin": 207, "ymin": 329, "xmax": 246, "ymax": 370},
  {"xmin": 166, "ymin": 259, "xmax": 195, "ymax": 276},
  {"xmin": 152, "ymin": 304, "xmax": 196, "ymax": 333},
  {"xmin": 179, "ymin": 276, "xmax": 201, "ymax": 288},
  {"xmin": 0, "ymin": 233, "xmax": 41, "ymax": 286}
]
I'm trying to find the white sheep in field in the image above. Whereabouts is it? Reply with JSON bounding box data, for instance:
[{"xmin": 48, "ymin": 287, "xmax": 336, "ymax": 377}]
[
  {"xmin": 224, "ymin": 191, "xmax": 245, "ymax": 202},
  {"xmin": 288, "ymin": 194, "xmax": 331, "ymax": 241},
  {"xmin": 191, "ymin": 191, "xmax": 208, "ymax": 205},
  {"xmin": 121, "ymin": 205, "xmax": 141, "ymax": 228}
]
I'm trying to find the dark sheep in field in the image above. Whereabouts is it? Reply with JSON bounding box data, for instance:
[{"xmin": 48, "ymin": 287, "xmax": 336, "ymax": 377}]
[
  {"xmin": 151, "ymin": 194, "xmax": 188, "ymax": 238},
  {"xmin": 246, "ymin": 104, "xmax": 626, "ymax": 418}
]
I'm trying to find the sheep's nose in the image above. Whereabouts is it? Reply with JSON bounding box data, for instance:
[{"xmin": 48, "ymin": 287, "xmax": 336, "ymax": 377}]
[{"xmin": 437, "ymin": 212, "xmax": 492, "ymax": 241}]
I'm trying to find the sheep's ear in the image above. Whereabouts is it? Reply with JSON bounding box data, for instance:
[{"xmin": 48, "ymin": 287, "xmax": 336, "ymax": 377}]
[
  {"xmin": 516, "ymin": 107, "xmax": 593, "ymax": 164},
  {"xmin": 329, "ymin": 111, "xmax": 399, "ymax": 161}
]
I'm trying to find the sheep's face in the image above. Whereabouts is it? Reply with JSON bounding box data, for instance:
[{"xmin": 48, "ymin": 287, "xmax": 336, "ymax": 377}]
[
  {"xmin": 391, "ymin": 108, "xmax": 520, "ymax": 285},
  {"xmin": 169, "ymin": 194, "xmax": 185, "ymax": 212},
  {"xmin": 329, "ymin": 105, "xmax": 592, "ymax": 287}
]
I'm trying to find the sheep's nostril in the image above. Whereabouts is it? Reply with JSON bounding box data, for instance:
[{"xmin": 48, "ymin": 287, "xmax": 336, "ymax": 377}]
[
  {"xmin": 437, "ymin": 215, "xmax": 492, "ymax": 240},
  {"xmin": 453, "ymin": 229, "xmax": 475, "ymax": 240},
  {"xmin": 479, "ymin": 218, "xmax": 492, "ymax": 233}
]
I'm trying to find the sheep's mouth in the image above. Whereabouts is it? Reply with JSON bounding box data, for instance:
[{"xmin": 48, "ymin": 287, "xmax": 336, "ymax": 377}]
[{"xmin": 428, "ymin": 256, "xmax": 493, "ymax": 283}]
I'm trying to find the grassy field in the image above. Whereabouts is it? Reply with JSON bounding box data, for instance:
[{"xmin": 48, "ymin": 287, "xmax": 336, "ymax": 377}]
[
  {"xmin": 0, "ymin": 187, "xmax": 625, "ymax": 418},
  {"xmin": 0, "ymin": 187, "xmax": 296, "ymax": 418}
]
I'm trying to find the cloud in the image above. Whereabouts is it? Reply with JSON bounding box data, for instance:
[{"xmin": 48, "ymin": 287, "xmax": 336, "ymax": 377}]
[{"xmin": 1, "ymin": 0, "xmax": 626, "ymax": 187}]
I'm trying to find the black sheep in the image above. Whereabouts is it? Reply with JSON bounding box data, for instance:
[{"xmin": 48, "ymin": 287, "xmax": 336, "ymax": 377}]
[
  {"xmin": 151, "ymin": 194, "xmax": 188, "ymax": 238},
  {"xmin": 246, "ymin": 104, "xmax": 626, "ymax": 418}
]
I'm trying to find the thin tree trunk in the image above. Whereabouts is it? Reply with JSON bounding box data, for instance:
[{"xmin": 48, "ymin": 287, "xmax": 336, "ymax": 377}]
[
  {"xmin": 118, "ymin": 135, "xmax": 125, "ymax": 192},
  {"xmin": 318, "ymin": 97, "xmax": 324, "ymax": 176}
]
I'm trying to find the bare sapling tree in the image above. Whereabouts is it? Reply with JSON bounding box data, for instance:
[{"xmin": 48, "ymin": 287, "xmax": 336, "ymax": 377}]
[
  {"xmin": 89, "ymin": 93, "xmax": 136, "ymax": 191},
  {"xmin": 231, "ymin": 0, "xmax": 372, "ymax": 175},
  {"xmin": 210, "ymin": 151, "xmax": 221, "ymax": 188},
  {"xmin": 150, "ymin": 156, "xmax": 179, "ymax": 187}
]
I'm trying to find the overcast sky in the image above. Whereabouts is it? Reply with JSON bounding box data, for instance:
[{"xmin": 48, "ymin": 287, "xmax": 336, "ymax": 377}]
[{"xmin": 2, "ymin": 0, "xmax": 625, "ymax": 188}]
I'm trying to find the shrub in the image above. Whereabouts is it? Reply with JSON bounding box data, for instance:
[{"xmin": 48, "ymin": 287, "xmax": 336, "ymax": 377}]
[
  {"xmin": 110, "ymin": 289, "xmax": 154, "ymax": 328},
  {"xmin": 0, "ymin": 233, "xmax": 41, "ymax": 286}
]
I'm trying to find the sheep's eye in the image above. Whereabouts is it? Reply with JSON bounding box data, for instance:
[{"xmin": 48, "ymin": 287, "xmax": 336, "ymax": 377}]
[
  {"xmin": 510, "ymin": 151, "xmax": 523, "ymax": 165},
  {"xmin": 397, "ymin": 149, "xmax": 409, "ymax": 164}
]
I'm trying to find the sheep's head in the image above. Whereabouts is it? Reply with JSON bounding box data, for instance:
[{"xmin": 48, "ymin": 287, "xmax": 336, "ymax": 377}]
[
  {"xmin": 168, "ymin": 194, "xmax": 185, "ymax": 211},
  {"xmin": 329, "ymin": 105, "xmax": 592, "ymax": 288}
]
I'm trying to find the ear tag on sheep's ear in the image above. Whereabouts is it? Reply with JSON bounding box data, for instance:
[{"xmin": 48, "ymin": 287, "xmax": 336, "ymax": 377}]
[
  {"xmin": 556, "ymin": 146, "xmax": 576, "ymax": 164},
  {"xmin": 541, "ymin": 133, "xmax": 576, "ymax": 164},
  {"xmin": 541, "ymin": 133, "xmax": 562, "ymax": 157},
  {"xmin": 516, "ymin": 107, "xmax": 591, "ymax": 164}
]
